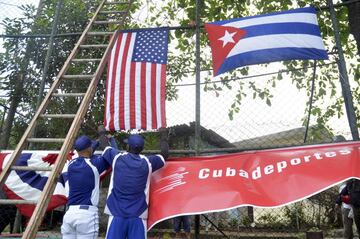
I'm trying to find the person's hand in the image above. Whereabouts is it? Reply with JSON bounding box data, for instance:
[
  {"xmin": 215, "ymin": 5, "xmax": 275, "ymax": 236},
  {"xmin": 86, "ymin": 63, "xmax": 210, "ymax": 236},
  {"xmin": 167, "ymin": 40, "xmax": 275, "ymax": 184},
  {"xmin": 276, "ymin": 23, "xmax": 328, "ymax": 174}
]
[{"xmin": 98, "ymin": 125, "xmax": 107, "ymax": 136}]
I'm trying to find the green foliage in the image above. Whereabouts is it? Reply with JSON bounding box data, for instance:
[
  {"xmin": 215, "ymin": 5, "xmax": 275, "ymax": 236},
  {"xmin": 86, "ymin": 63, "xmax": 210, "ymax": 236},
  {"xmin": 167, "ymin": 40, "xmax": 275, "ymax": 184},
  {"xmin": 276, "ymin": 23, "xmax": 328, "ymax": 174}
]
[
  {"xmin": 133, "ymin": 0, "xmax": 360, "ymax": 139},
  {"xmin": 283, "ymin": 203, "xmax": 314, "ymax": 229},
  {"xmin": 257, "ymin": 212, "xmax": 284, "ymax": 229},
  {"xmin": 240, "ymin": 215, "xmax": 253, "ymax": 227},
  {"xmin": 308, "ymin": 187, "xmax": 339, "ymax": 225},
  {"xmin": 0, "ymin": 0, "xmax": 104, "ymax": 148},
  {"xmin": 1, "ymin": 0, "xmax": 359, "ymax": 148}
]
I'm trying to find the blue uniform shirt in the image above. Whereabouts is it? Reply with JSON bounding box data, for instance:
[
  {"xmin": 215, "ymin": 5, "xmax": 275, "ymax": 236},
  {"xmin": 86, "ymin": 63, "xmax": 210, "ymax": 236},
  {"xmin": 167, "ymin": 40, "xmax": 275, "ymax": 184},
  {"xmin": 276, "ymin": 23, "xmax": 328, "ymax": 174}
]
[
  {"xmin": 102, "ymin": 147, "xmax": 165, "ymax": 218},
  {"xmin": 66, "ymin": 154, "xmax": 109, "ymax": 206}
]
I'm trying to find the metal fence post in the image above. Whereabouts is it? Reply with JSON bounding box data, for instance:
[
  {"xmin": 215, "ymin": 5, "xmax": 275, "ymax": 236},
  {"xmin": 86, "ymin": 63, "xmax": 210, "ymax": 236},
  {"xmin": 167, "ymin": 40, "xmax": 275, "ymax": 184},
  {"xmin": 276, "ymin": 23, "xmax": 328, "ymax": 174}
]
[
  {"xmin": 327, "ymin": 0, "xmax": 359, "ymax": 140},
  {"xmin": 304, "ymin": 60, "xmax": 317, "ymax": 143},
  {"xmin": 29, "ymin": 0, "xmax": 64, "ymax": 149},
  {"xmin": 194, "ymin": 0, "xmax": 201, "ymax": 237},
  {"xmin": 35, "ymin": 0, "xmax": 64, "ymax": 110}
]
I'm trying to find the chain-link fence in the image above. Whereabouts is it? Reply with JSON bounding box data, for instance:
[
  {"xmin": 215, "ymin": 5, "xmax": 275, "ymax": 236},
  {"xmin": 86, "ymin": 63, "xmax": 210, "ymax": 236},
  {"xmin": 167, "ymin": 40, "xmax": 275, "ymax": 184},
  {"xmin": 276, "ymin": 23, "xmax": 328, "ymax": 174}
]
[
  {"xmin": 0, "ymin": 0, "xmax": 358, "ymax": 238},
  {"xmin": 0, "ymin": 1, "xmax": 39, "ymax": 34}
]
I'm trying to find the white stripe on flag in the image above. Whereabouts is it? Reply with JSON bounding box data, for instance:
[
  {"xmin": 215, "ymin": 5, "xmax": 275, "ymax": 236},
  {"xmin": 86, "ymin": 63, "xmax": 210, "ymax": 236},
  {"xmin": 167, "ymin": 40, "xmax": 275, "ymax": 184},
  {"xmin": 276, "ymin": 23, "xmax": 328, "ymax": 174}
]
[
  {"xmin": 224, "ymin": 12, "xmax": 318, "ymax": 28},
  {"xmin": 105, "ymin": 37, "xmax": 117, "ymax": 130},
  {"xmin": 146, "ymin": 62, "xmax": 152, "ymax": 129},
  {"xmin": 156, "ymin": 64, "xmax": 162, "ymax": 128},
  {"xmin": 3, "ymin": 154, "xmax": 42, "ymax": 201},
  {"xmin": 124, "ymin": 33, "xmax": 136, "ymax": 130},
  {"xmin": 135, "ymin": 62, "xmax": 142, "ymax": 129},
  {"xmin": 114, "ymin": 33, "xmax": 128, "ymax": 130},
  {"xmin": 228, "ymin": 34, "xmax": 326, "ymax": 57},
  {"xmin": 27, "ymin": 152, "xmax": 52, "ymax": 177}
]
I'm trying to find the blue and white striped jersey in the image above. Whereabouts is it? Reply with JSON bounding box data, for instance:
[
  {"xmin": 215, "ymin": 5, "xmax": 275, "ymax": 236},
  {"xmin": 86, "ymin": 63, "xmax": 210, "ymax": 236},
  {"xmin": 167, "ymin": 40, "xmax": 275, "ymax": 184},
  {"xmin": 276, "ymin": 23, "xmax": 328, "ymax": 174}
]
[
  {"xmin": 66, "ymin": 155, "xmax": 109, "ymax": 206},
  {"xmin": 102, "ymin": 147, "xmax": 165, "ymax": 218}
]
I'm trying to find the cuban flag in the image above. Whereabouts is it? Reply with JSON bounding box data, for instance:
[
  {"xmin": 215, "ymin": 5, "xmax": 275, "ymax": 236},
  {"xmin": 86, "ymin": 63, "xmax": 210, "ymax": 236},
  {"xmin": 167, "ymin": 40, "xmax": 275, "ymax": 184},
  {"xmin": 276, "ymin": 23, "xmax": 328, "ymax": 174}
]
[{"xmin": 205, "ymin": 7, "xmax": 329, "ymax": 76}]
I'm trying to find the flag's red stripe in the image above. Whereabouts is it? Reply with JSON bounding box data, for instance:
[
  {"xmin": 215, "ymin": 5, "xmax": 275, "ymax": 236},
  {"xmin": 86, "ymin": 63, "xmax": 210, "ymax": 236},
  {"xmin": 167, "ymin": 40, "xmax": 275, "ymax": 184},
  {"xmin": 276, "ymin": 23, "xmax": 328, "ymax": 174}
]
[
  {"xmin": 119, "ymin": 33, "xmax": 132, "ymax": 130},
  {"xmin": 160, "ymin": 65, "xmax": 167, "ymax": 127},
  {"xmin": 130, "ymin": 62, "xmax": 136, "ymax": 129},
  {"xmin": 104, "ymin": 37, "xmax": 115, "ymax": 130},
  {"xmin": 0, "ymin": 153, "xmax": 8, "ymax": 169},
  {"xmin": 108, "ymin": 35, "xmax": 122, "ymax": 131},
  {"xmin": 3, "ymin": 185, "xmax": 35, "ymax": 217},
  {"xmin": 141, "ymin": 63, "xmax": 147, "ymax": 129},
  {"xmin": 151, "ymin": 64, "xmax": 157, "ymax": 129}
]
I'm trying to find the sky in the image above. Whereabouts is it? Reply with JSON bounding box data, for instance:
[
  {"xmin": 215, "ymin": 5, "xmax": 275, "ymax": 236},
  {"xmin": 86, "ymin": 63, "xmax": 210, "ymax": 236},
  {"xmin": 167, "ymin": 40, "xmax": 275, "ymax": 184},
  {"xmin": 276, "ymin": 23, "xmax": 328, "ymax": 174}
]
[
  {"xmin": 165, "ymin": 62, "xmax": 353, "ymax": 143},
  {"xmin": 0, "ymin": 0, "xmax": 40, "ymax": 56},
  {"xmin": 0, "ymin": 0, "xmax": 40, "ymax": 34}
]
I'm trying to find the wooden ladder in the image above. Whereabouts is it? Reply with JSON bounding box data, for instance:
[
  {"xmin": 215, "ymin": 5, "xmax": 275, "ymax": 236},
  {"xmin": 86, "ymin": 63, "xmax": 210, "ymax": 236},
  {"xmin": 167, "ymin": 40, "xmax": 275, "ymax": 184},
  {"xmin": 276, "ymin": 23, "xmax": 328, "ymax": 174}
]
[{"xmin": 0, "ymin": 1, "xmax": 133, "ymax": 238}]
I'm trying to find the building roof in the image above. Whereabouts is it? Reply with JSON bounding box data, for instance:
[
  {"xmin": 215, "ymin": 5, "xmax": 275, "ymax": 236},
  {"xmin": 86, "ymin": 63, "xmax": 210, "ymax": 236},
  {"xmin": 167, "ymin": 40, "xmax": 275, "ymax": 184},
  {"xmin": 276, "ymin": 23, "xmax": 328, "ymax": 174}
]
[
  {"xmin": 168, "ymin": 122, "xmax": 235, "ymax": 148},
  {"xmin": 232, "ymin": 125, "xmax": 334, "ymax": 150}
]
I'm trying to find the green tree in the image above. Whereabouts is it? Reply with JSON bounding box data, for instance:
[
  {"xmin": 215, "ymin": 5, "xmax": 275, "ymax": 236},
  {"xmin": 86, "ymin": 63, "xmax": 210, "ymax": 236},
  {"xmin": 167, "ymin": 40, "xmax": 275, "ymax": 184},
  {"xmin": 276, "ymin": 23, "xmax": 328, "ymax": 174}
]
[
  {"xmin": 132, "ymin": 0, "xmax": 360, "ymax": 139},
  {"xmin": 0, "ymin": 0, "xmax": 106, "ymax": 149}
]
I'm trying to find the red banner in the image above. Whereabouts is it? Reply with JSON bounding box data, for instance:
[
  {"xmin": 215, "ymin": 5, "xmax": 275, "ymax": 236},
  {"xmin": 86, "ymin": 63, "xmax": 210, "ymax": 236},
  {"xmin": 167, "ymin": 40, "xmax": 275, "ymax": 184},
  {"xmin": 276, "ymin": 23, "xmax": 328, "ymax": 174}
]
[{"xmin": 148, "ymin": 141, "xmax": 360, "ymax": 229}]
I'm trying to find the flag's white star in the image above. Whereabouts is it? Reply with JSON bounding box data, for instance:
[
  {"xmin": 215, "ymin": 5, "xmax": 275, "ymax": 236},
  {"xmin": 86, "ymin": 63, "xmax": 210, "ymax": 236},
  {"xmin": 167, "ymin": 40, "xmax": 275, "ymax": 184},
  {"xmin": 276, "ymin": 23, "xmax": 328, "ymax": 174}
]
[{"xmin": 218, "ymin": 30, "xmax": 236, "ymax": 47}]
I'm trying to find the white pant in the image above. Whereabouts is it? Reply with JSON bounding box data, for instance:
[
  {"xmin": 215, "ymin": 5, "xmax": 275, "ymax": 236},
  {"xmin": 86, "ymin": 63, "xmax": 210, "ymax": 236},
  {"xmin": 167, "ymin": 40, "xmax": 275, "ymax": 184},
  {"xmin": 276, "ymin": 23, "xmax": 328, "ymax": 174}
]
[{"xmin": 61, "ymin": 205, "xmax": 99, "ymax": 239}]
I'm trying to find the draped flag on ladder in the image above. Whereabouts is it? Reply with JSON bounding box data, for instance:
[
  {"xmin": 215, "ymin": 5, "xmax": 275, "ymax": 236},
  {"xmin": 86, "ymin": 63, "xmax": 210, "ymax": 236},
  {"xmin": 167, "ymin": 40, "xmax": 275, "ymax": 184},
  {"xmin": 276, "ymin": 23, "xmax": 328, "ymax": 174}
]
[
  {"xmin": 0, "ymin": 151, "xmax": 110, "ymax": 217},
  {"xmin": 0, "ymin": 152, "xmax": 68, "ymax": 217},
  {"xmin": 205, "ymin": 7, "xmax": 329, "ymax": 76},
  {"xmin": 104, "ymin": 28, "xmax": 169, "ymax": 131}
]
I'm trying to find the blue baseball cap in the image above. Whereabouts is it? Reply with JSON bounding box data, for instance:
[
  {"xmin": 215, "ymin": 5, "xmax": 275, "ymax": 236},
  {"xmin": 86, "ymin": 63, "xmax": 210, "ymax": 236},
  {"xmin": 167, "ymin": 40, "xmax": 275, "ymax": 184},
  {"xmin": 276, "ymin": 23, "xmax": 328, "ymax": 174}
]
[
  {"xmin": 74, "ymin": 135, "xmax": 92, "ymax": 151},
  {"xmin": 124, "ymin": 134, "xmax": 144, "ymax": 150}
]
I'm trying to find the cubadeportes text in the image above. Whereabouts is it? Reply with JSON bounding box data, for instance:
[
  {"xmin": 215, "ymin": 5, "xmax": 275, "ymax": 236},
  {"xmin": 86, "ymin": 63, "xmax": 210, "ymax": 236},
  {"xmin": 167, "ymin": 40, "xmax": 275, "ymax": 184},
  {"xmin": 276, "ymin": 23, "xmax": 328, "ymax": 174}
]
[{"xmin": 198, "ymin": 148, "xmax": 351, "ymax": 180}]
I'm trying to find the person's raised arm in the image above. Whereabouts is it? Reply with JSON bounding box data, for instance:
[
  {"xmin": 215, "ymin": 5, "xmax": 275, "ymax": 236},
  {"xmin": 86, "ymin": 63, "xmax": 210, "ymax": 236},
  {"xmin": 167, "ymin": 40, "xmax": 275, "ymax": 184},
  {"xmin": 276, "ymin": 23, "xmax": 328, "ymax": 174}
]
[{"xmin": 108, "ymin": 136, "xmax": 119, "ymax": 149}]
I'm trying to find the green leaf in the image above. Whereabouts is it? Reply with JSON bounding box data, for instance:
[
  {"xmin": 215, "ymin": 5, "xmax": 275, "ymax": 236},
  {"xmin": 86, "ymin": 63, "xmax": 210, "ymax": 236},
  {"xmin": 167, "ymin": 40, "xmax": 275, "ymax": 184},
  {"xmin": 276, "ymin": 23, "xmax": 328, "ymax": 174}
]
[{"xmin": 266, "ymin": 98, "xmax": 271, "ymax": 106}]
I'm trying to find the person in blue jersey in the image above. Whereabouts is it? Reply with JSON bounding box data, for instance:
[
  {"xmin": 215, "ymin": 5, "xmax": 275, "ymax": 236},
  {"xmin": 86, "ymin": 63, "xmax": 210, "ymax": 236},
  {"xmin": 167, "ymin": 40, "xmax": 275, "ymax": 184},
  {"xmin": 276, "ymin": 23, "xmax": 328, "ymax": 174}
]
[
  {"xmin": 61, "ymin": 135, "xmax": 117, "ymax": 239},
  {"xmin": 104, "ymin": 130, "xmax": 169, "ymax": 239}
]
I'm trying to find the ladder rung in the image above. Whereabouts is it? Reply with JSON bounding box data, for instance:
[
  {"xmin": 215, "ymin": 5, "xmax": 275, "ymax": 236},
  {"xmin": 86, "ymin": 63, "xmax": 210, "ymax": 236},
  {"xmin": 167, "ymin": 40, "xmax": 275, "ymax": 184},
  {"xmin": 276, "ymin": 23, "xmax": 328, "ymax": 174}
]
[
  {"xmin": 79, "ymin": 44, "xmax": 108, "ymax": 48},
  {"xmin": 71, "ymin": 58, "xmax": 102, "ymax": 62},
  {"xmin": 11, "ymin": 166, "xmax": 53, "ymax": 171},
  {"xmin": 87, "ymin": 32, "xmax": 114, "ymax": 36},
  {"xmin": 99, "ymin": 10, "xmax": 127, "ymax": 14},
  {"xmin": 62, "ymin": 74, "xmax": 94, "ymax": 79},
  {"xmin": 53, "ymin": 93, "xmax": 86, "ymax": 97},
  {"xmin": 40, "ymin": 114, "xmax": 76, "ymax": 119},
  {"xmin": 105, "ymin": 1, "xmax": 128, "ymax": 4},
  {"xmin": 27, "ymin": 138, "xmax": 65, "ymax": 143},
  {"xmin": 0, "ymin": 199, "xmax": 37, "ymax": 205},
  {"xmin": 94, "ymin": 20, "xmax": 123, "ymax": 25}
]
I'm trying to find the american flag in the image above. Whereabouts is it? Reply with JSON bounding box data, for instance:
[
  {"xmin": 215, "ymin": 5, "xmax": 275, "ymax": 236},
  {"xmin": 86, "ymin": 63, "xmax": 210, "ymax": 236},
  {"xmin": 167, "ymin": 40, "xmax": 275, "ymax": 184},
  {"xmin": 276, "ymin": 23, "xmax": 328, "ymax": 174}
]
[{"xmin": 104, "ymin": 28, "xmax": 169, "ymax": 131}]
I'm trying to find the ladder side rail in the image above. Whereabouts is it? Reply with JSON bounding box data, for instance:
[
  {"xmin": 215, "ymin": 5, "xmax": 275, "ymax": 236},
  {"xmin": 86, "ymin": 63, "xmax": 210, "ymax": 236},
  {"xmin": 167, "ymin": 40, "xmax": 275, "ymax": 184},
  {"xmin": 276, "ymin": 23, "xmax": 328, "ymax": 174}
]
[
  {"xmin": 22, "ymin": 32, "xmax": 119, "ymax": 238},
  {"xmin": 22, "ymin": 2, "xmax": 134, "ymax": 238},
  {"xmin": 0, "ymin": 0, "xmax": 108, "ymax": 188}
]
